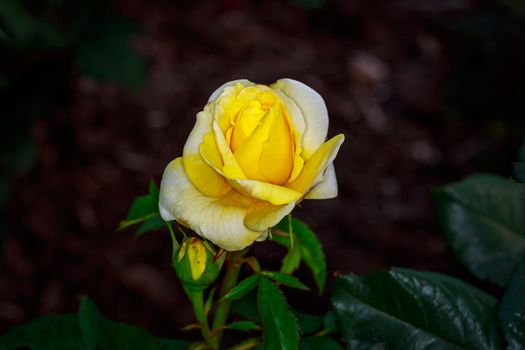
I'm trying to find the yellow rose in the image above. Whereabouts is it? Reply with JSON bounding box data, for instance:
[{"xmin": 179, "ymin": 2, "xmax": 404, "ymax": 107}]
[{"xmin": 159, "ymin": 79, "xmax": 344, "ymax": 251}]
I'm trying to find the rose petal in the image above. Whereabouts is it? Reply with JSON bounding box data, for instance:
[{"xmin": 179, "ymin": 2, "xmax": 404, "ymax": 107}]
[
  {"xmin": 230, "ymin": 178, "xmax": 303, "ymax": 206},
  {"xmin": 159, "ymin": 158, "xmax": 263, "ymax": 251},
  {"xmin": 244, "ymin": 201, "xmax": 296, "ymax": 232},
  {"xmin": 274, "ymin": 89, "xmax": 306, "ymax": 183},
  {"xmin": 272, "ymin": 79, "xmax": 329, "ymax": 160},
  {"xmin": 212, "ymin": 120, "xmax": 247, "ymax": 179},
  {"xmin": 304, "ymin": 163, "xmax": 338, "ymax": 199},
  {"xmin": 287, "ymin": 134, "xmax": 345, "ymax": 194},
  {"xmin": 183, "ymin": 111, "xmax": 232, "ymax": 197},
  {"xmin": 208, "ymin": 79, "xmax": 255, "ymax": 102}
]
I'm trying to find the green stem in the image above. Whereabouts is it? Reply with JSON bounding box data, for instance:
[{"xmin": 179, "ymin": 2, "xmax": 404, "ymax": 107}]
[
  {"xmin": 211, "ymin": 249, "xmax": 247, "ymax": 348},
  {"xmin": 186, "ymin": 288, "xmax": 212, "ymax": 346}
]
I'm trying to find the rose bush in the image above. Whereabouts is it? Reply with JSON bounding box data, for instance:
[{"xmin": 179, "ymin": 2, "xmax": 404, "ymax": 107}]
[{"xmin": 159, "ymin": 79, "xmax": 344, "ymax": 251}]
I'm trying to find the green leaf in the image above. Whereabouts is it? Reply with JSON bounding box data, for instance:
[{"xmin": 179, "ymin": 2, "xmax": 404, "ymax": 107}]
[
  {"xmin": 127, "ymin": 180, "xmax": 159, "ymax": 220},
  {"xmin": 498, "ymin": 259, "xmax": 525, "ymax": 349},
  {"xmin": 433, "ymin": 174, "xmax": 525, "ymax": 286},
  {"xmin": 224, "ymin": 274, "xmax": 259, "ymax": 301},
  {"xmin": 301, "ymin": 336, "xmax": 343, "ymax": 350},
  {"xmin": 119, "ymin": 180, "xmax": 165, "ymax": 237},
  {"xmin": 231, "ymin": 290, "xmax": 261, "ymax": 323},
  {"xmin": 261, "ymin": 271, "xmax": 310, "ymax": 291},
  {"xmin": 0, "ymin": 297, "xmax": 187, "ymax": 350},
  {"xmin": 332, "ymin": 268, "xmax": 504, "ymax": 350},
  {"xmin": 0, "ymin": 314, "xmax": 84, "ymax": 350},
  {"xmin": 136, "ymin": 216, "xmax": 165, "ymax": 237},
  {"xmin": 294, "ymin": 311, "xmax": 324, "ymax": 335},
  {"xmin": 79, "ymin": 296, "xmax": 163, "ymax": 350},
  {"xmin": 258, "ymin": 277, "xmax": 299, "ymax": 350},
  {"xmin": 275, "ymin": 218, "xmax": 327, "ymax": 293},
  {"xmin": 225, "ymin": 321, "xmax": 261, "ymax": 331}
]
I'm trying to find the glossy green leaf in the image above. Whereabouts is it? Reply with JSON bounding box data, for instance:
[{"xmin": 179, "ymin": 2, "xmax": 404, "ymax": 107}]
[
  {"xmin": 332, "ymin": 268, "xmax": 503, "ymax": 350},
  {"xmin": 258, "ymin": 277, "xmax": 299, "ymax": 350},
  {"xmin": 301, "ymin": 336, "xmax": 344, "ymax": 350},
  {"xmin": 433, "ymin": 174, "xmax": 525, "ymax": 286},
  {"xmin": 275, "ymin": 217, "xmax": 326, "ymax": 293},
  {"xmin": 514, "ymin": 140, "xmax": 525, "ymax": 182},
  {"xmin": 0, "ymin": 314, "xmax": 84, "ymax": 350},
  {"xmin": 79, "ymin": 296, "xmax": 162, "ymax": 350},
  {"xmin": 224, "ymin": 274, "xmax": 259, "ymax": 301},
  {"xmin": 225, "ymin": 321, "xmax": 261, "ymax": 331},
  {"xmin": 261, "ymin": 271, "xmax": 310, "ymax": 291},
  {"xmin": 499, "ymin": 259, "xmax": 525, "ymax": 349},
  {"xmin": 119, "ymin": 180, "xmax": 165, "ymax": 237}
]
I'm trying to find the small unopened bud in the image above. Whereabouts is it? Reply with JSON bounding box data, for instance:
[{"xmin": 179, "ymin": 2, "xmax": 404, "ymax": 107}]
[{"xmin": 173, "ymin": 237, "xmax": 225, "ymax": 291}]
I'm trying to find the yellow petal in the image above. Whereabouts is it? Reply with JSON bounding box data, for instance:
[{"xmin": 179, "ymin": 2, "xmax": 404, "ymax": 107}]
[
  {"xmin": 304, "ymin": 163, "xmax": 338, "ymax": 199},
  {"xmin": 212, "ymin": 121, "xmax": 247, "ymax": 179},
  {"xmin": 230, "ymin": 99, "xmax": 266, "ymax": 152},
  {"xmin": 259, "ymin": 103, "xmax": 294, "ymax": 184},
  {"xmin": 272, "ymin": 89, "xmax": 305, "ymax": 183},
  {"xmin": 208, "ymin": 79, "xmax": 255, "ymax": 103},
  {"xmin": 272, "ymin": 79, "xmax": 328, "ymax": 160},
  {"xmin": 188, "ymin": 238, "xmax": 207, "ymax": 280},
  {"xmin": 287, "ymin": 134, "xmax": 345, "ymax": 194},
  {"xmin": 159, "ymin": 158, "xmax": 262, "ymax": 251},
  {"xmin": 183, "ymin": 111, "xmax": 232, "ymax": 197},
  {"xmin": 233, "ymin": 105, "xmax": 275, "ymax": 182},
  {"xmin": 244, "ymin": 201, "xmax": 296, "ymax": 232},
  {"xmin": 177, "ymin": 240, "xmax": 188, "ymax": 261},
  {"xmin": 230, "ymin": 178, "xmax": 303, "ymax": 206},
  {"xmin": 288, "ymin": 154, "xmax": 304, "ymax": 183},
  {"xmin": 199, "ymin": 131, "xmax": 224, "ymax": 170}
]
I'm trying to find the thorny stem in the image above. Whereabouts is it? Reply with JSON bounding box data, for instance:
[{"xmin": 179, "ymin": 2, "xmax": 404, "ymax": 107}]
[{"xmin": 210, "ymin": 249, "xmax": 247, "ymax": 348}]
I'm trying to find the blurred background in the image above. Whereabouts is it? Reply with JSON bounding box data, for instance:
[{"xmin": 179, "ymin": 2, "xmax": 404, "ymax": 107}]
[{"xmin": 0, "ymin": 0, "xmax": 524, "ymax": 342}]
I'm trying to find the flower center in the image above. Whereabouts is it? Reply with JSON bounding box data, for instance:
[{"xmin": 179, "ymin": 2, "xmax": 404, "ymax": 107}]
[{"xmin": 220, "ymin": 84, "xmax": 295, "ymax": 185}]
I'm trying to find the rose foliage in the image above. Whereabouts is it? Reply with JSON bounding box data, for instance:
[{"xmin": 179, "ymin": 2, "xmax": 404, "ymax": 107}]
[{"xmin": 1, "ymin": 81, "xmax": 524, "ymax": 350}]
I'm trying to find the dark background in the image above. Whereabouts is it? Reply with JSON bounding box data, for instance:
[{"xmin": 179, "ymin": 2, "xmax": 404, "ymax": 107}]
[{"xmin": 1, "ymin": 0, "xmax": 524, "ymax": 342}]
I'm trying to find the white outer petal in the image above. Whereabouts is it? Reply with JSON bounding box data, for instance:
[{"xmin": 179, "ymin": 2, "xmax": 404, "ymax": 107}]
[
  {"xmin": 304, "ymin": 163, "xmax": 338, "ymax": 199},
  {"xmin": 272, "ymin": 78, "xmax": 328, "ymax": 160},
  {"xmin": 208, "ymin": 79, "xmax": 255, "ymax": 102},
  {"xmin": 159, "ymin": 158, "xmax": 263, "ymax": 251}
]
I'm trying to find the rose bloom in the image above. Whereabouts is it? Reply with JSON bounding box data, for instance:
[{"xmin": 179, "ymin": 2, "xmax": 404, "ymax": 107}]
[{"xmin": 159, "ymin": 79, "xmax": 344, "ymax": 251}]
